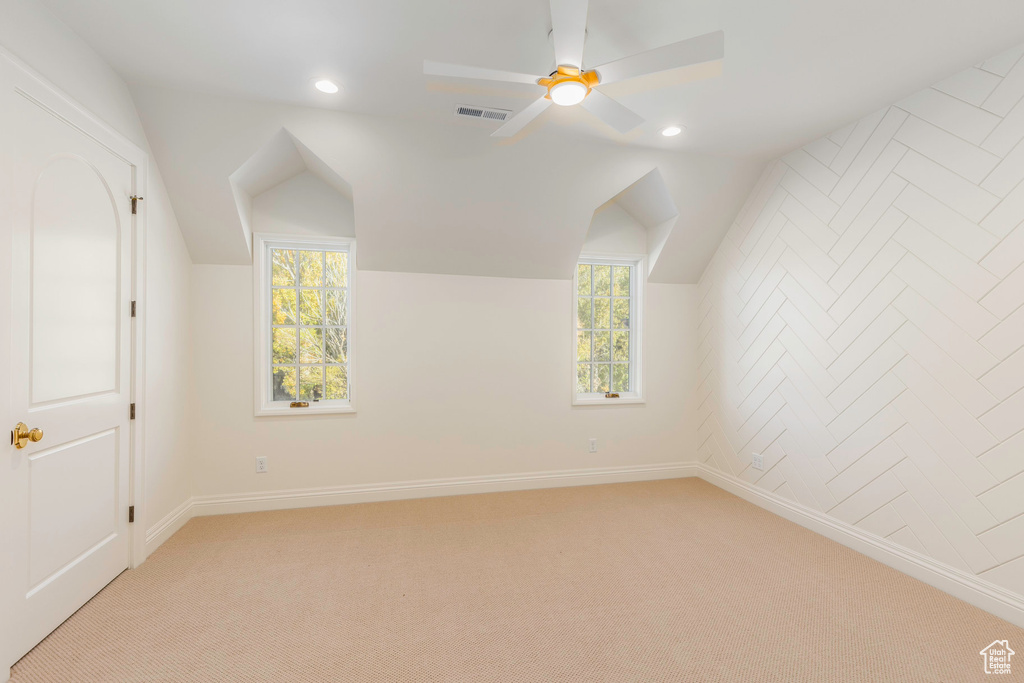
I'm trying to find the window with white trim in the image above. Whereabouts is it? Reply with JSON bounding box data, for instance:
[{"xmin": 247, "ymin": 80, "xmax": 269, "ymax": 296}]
[
  {"xmin": 254, "ymin": 235, "xmax": 355, "ymax": 415},
  {"xmin": 574, "ymin": 257, "xmax": 643, "ymax": 404}
]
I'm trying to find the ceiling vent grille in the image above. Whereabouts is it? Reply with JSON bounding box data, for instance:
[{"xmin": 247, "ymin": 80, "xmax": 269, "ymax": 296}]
[{"xmin": 455, "ymin": 105, "xmax": 511, "ymax": 122}]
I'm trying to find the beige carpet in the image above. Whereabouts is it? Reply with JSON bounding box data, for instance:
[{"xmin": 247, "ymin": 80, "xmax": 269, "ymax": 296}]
[{"xmin": 11, "ymin": 478, "xmax": 1023, "ymax": 682}]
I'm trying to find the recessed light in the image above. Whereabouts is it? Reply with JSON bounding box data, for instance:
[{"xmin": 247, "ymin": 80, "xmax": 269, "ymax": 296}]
[
  {"xmin": 661, "ymin": 125, "xmax": 683, "ymax": 137},
  {"xmin": 314, "ymin": 79, "xmax": 340, "ymax": 94}
]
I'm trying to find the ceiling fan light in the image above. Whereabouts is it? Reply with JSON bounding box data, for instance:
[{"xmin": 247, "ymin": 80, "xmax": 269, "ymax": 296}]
[{"xmin": 549, "ymin": 80, "xmax": 588, "ymax": 106}]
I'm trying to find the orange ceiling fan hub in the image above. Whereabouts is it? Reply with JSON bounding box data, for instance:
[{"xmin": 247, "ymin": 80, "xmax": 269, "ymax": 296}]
[{"xmin": 538, "ymin": 66, "xmax": 600, "ymax": 105}]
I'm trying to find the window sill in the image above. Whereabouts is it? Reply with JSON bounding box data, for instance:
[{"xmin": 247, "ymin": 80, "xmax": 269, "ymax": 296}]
[
  {"xmin": 255, "ymin": 403, "xmax": 355, "ymax": 417},
  {"xmin": 572, "ymin": 395, "xmax": 646, "ymax": 407}
]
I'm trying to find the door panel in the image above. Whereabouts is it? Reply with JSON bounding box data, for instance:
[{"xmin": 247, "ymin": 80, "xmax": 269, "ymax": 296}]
[
  {"xmin": 32, "ymin": 156, "xmax": 121, "ymax": 404},
  {"xmin": 29, "ymin": 429, "xmax": 119, "ymax": 589},
  {"xmin": 1, "ymin": 57, "xmax": 137, "ymax": 672}
]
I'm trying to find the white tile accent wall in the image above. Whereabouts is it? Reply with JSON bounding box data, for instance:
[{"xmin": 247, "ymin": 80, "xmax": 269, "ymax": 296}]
[{"xmin": 697, "ymin": 44, "xmax": 1024, "ymax": 600}]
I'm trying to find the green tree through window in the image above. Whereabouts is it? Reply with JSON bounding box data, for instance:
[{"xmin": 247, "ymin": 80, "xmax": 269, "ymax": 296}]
[{"xmin": 271, "ymin": 247, "xmax": 349, "ymax": 402}]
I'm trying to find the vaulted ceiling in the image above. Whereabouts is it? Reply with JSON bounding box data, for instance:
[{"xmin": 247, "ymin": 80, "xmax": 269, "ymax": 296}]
[{"xmin": 39, "ymin": 0, "xmax": 1024, "ymax": 281}]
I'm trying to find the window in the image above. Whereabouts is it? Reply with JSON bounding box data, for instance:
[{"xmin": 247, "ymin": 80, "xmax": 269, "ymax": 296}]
[
  {"xmin": 254, "ymin": 234, "xmax": 355, "ymax": 415},
  {"xmin": 574, "ymin": 257, "xmax": 643, "ymax": 404}
]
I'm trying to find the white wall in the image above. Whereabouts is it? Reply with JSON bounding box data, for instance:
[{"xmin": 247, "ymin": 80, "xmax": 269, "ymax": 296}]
[
  {"xmin": 0, "ymin": 0, "xmax": 193, "ymax": 550},
  {"xmin": 584, "ymin": 203, "xmax": 648, "ymax": 255},
  {"xmin": 190, "ymin": 265, "xmax": 695, "ymax": 500},
  {"xmin": 142, "ymin": 180, "xmax": 193, "ymax": 532},
  {"xmin": 0, "ymin": 1, "xmax": 145, "ymax": 150},
  {"xmin": 251, "ymin": 171, "xmax": 355, "ymax": 238},
  {"xmin": 697, "ymin": 43, "xmax": 1024, "ymax": 600}
]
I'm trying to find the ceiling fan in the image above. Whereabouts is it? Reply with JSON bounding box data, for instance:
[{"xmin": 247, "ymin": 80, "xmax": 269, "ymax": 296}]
[{"xmin": 424, "ymin": 0, "xmax": 724, "ymax": 137}]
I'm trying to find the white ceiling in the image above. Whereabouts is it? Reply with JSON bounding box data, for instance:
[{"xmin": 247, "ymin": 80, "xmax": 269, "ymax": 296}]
[
  {"xmin": 37, "ymin": 0, "xmax": 1024, "ymax": 280},
  {"xmin": 40, "ymin": 0, "xmax": 1024, "ymax": 155}
]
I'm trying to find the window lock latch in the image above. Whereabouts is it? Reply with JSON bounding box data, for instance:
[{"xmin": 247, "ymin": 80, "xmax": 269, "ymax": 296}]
[
  {"xmin": 605, "ymin": 392, "xmax": 620, "ymax": 399},
  {"xmin": 289, "ymin": 401, "xmax": 310, "ymax": 408}
]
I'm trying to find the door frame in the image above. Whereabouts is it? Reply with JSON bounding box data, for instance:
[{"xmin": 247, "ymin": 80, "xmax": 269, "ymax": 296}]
[{"xmin": 0, "ymin": 47, "xmax": 149, "ymax": 573}]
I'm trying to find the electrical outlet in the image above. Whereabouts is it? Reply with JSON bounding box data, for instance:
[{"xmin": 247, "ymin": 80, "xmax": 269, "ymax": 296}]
[
  {"xmin": 588, "ymin": 438, "xmax": 598, "ymax": 453},
  {"xmin": 751, "ymin": 453, "xmax": 764, "ymax": 471},
  {"xmin": 255, "ymin": 456, "xmax": 268, "ymax": 473}
]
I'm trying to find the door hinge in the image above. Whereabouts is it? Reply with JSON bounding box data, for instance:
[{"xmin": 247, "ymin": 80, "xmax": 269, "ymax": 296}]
[
  {"xmin": 131, "ymin": 300, "xmax": 137, "ymax": 318},
  {"xmin": 129, "ymin": 505, "xmax": 135, "ymax": 523},
  {"xmin": 130, "ymin": 403, "xmax": 136, "ymax": 420},
  {"xmin": 130, "ymin": 195, "xmax": 143, "ymax": 214}
]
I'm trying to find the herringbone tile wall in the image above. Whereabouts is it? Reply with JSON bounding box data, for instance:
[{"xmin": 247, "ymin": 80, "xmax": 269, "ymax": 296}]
[{"xmin": 696, "ymin": 43, "xmax": 1024, "ymax": 599}]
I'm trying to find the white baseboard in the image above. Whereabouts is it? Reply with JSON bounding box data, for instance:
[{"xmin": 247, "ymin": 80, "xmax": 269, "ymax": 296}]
[
  {"xmin": 144, "ymin": 497, "xmax": 194, "ymax": 558},
  {"xmin": 692, "ymin": 462, "xmax": 1024, "ymax": 629},
  {"xmin": 190, "ymin": 462, "xmax": 697, "ymax": 517}
]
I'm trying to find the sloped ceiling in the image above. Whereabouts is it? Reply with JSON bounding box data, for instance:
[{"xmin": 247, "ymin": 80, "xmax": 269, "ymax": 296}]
[
  {"xmin": 131, "ymin": 86, "xmax": 761, "ymax": 282},
  {"xmin": 41, "ymin": 0, "xmax": 1024, "ymax": 281},
  {"xmin": 230, "ymin": 129, "xmax": 354, "ymax": 256},
  {"xmin": 611, "ymin": 169, "xmax": 680, "ymax": 278},
  {"xmin": 585, "ymin": 170, "xmax": 682, "ymax": 279}
]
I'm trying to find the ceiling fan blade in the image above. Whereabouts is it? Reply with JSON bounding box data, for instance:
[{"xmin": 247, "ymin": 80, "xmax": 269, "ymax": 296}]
[
  {"xmin": 492, "ymin": 97, "xmax": 552, "ymax": 137},
  {"xmin": 550, "ymin": 0, "xmax": 589, "ymax": 68},
  {"xmin": 424, "ymin": 61, "xmax": 542, "ymax": 85},
  {"xmin": 580, "ymin": 90, "xmax": 644, "ymax": 134},
  {"xmin": 593, "ymin": 30, "xmax": 724, "ymax": 86}
]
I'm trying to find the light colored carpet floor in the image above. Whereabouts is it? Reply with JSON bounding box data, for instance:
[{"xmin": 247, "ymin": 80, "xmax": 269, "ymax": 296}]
[{"xmin": 11, "ymin": 478, "xmax": 1023, "ymax": 682}]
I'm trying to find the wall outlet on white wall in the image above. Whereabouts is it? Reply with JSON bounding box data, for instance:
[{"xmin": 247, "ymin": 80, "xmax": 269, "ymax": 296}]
[
  {"xmin": 255, "ymin": 456, "xmax": 269, "ymax": 473},
  {"xmin": 751, "ymin": 453, "xmax": 764, "ymax": 471},
  {"xmin": 588, "ymin": 438, "xmax": 598, "ymax": 453}
]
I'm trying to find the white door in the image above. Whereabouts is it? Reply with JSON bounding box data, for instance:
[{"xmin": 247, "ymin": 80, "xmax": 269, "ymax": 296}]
[{"xmin": 0, "ymin": 56, "xmax": 137, "ymax": 673}]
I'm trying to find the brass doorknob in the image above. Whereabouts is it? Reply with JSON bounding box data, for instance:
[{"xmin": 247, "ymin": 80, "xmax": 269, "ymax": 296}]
[{"xmin": 11, "ymin": 422, "xmax": 43, "ymax": 449}]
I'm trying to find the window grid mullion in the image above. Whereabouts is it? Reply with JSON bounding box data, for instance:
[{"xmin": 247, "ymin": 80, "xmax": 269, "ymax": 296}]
[
  {"xmin": 320, "ymin": 251, "xmax": 327, "ymax": 399},
  {"xmin": 591, "ymin": 294, "xmax": 597, "ymax": 391},
  {"xmin": 293, "ymin": 279, "xmax": 300, "ymax": 401}
]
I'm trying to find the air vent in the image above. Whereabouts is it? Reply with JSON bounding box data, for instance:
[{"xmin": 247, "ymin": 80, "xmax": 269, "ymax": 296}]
[{"xmin": 454, "ymin": 105, "xmax": 511, "ymax": 122}]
